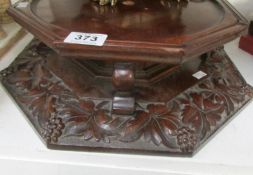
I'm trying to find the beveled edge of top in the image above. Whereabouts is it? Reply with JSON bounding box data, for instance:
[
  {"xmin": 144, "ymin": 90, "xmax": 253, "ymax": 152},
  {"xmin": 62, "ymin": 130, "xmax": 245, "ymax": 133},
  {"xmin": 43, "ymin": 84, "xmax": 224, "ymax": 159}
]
[{"xmin": 8, "ymin": 0, "xmax": 248, "ymax": 64}]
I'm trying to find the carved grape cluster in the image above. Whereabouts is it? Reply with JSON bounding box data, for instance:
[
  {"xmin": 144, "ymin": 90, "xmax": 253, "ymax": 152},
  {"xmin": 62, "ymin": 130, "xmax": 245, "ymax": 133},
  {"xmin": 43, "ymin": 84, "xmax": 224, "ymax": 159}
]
[
  {"xmin": 176, "ymin": 127, "xmax": 197, "ymax": 153},
  {"xmin": 4, "ymin": 39, "xmax": 252, "ymax": 154},
  {"xmin": 43, "ymin": 113, "xmax": 64, "ymax": 143}
]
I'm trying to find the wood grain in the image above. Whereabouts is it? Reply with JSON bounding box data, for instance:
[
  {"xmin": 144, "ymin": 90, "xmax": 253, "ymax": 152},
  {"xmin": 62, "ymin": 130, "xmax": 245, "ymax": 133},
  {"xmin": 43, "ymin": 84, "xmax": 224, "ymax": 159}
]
[
  {"xmin": 1, "ymin": 40, "xmax": 252, "ymax": 155},
  {"xmin": 8, "ymin": 0, "xmax": 247, "ymax": 63}
]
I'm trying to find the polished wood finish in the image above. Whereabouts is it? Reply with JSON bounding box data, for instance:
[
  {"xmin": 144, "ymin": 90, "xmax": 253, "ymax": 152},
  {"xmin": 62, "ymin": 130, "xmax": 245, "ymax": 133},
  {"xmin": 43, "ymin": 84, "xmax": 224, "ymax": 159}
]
[
  {"xmin": 1, "ymin": 40, "xmax": 252, "ymax": 155},
  {"xmin": 112, "ymin": 63, "xmax": 135, "ymax": 115},
  {"xmin": 8, "ymin": 0, "xmax": 247, "ymax": 63},
  {"xmin": 112, "ymin": 63, "xmax": 134, "ymax": 91},
  {"xmin": 2, "ymin": 0, "xmax": 252, "ymax": 156}
]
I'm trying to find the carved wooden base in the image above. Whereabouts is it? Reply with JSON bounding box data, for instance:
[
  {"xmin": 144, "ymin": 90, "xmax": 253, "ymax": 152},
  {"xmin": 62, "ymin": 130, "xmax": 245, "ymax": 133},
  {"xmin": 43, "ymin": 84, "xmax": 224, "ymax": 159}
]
[{"xmin": 1, "ymin": 40, "xmax": 253, "ymax": 156}]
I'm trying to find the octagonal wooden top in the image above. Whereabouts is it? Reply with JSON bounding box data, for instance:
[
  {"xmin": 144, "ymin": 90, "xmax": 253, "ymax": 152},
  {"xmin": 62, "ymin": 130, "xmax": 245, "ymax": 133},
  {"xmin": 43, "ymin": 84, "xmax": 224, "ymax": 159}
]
[{"xmin": 8, "ymin": 0, "xmax": 247, "ymax": 64}]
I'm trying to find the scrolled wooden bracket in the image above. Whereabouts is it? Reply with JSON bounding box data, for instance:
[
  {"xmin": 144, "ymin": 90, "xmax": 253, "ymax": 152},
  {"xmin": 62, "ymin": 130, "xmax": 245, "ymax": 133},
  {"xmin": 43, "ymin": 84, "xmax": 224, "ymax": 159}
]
[{"xmin": 112, "ymin": 63, "xmax": 135, "ymax": 115}]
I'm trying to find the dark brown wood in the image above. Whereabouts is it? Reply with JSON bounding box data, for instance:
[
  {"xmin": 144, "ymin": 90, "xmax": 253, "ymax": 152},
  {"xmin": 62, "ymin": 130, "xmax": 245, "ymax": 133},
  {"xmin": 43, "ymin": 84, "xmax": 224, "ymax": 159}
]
[
  {"xmin": 112, "ymin": 63, "xmax": 134, "ymax": 91},
  {"xmin": 1, "ymin": 40, "xmax": 252, "ymax": 155},
  {"xmin": 8, "ymin": 0, "xmax": 247, "ymax": 63},
  {"xmin": 112, "ymin": 94, "xmax": 135, "ymax": 115},
  {"xmin": 112, "ymin": 62, "xmax": 135, "ymax": 115},
  {"xmin": 72, "ymin": 59, "xmax": 179, "ymax": 85},
  {"xmin": 2, "ymin": 0, "xmax": 252, "ymax": 156}
]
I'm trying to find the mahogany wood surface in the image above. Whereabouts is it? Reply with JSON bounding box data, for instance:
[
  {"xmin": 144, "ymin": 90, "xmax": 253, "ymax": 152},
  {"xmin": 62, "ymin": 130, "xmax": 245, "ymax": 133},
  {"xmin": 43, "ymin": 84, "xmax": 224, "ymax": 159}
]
[
  {"xmin": 1, "ymin": 40, "xmax": 252, "ymax": 155},
  {"xmin": 1, "ymin": 0, "xmax": 253, "ymax": 156},
  {"xmin": 8, "ymin": 0, "xmax": 248, "ymax": 63}
]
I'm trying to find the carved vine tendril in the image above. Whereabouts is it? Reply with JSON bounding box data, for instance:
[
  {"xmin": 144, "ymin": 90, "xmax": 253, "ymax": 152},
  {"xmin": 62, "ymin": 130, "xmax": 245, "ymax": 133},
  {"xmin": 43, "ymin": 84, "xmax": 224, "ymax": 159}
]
[{"xmin": 1, "ymin": 41, "xmax": 252, "ymax": 153}]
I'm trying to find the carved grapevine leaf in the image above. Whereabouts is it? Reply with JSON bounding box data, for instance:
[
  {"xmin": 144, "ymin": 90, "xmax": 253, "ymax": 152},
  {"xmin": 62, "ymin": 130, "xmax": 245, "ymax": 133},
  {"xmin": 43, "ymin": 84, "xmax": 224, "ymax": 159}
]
[
  {"xmin": 6, "ymin": 59, "xmax": 56, "ymax": 125},
  {"xmin": 181, "ymin": 92, "xmax": 224, "ymax": 138},
  {"xmin": 94, "ymin": 109, "xmax": 128, "ymax": 134},
  {"xmin": 120, "ymin": 104, "xmax": 181, "ymax": 148},
  {"xmin": 2, "ymin": 41, "xmax": 252, "ymax": 153},
  {"xmin": 61, "ymin": 99, "xmax": 127, "ymax": 142},
  {"xmin": 61, "ymin": 99, "xmax": 95, "ymax": 137},
  {"xmin": 31, "ymin": 63, "xmax": 44, "ymax": 89},
  {"xmin": 182, "ymin": 100, "xmax": 204, "ymax": 130},
  {"xmin": 119, "ymin": 111, "xmax": 150, "ymax": 142}
]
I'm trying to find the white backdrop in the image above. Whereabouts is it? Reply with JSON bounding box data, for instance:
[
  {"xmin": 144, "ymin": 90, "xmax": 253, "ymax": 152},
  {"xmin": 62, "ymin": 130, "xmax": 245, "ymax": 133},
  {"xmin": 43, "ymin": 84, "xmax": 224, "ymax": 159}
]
[{"xmin": 228, "ymin": 0, "xmax": 253, "ymax": 19}]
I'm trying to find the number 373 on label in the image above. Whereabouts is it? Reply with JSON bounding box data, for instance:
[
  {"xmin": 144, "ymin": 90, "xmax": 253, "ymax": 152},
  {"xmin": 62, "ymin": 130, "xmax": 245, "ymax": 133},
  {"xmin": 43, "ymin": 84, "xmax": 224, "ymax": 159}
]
[{"xmin": 64, "ymin": 32, "xmax": 108, "ymax": 46}]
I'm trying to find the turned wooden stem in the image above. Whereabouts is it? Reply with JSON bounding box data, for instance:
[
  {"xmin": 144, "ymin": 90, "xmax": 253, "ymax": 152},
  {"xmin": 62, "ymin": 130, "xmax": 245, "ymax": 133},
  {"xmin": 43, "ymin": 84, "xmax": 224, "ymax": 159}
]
[{"xmin": 112, "ymin": 63, "xmax": 135, "ymax": 115}]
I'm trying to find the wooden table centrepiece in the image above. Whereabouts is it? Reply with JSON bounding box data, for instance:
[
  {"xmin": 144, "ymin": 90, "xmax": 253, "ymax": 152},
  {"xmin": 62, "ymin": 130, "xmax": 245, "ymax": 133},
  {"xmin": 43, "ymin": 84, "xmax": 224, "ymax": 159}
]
[{"xmin": 1, "ymin": 0, "xmax": 252, "ymax": 156}]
